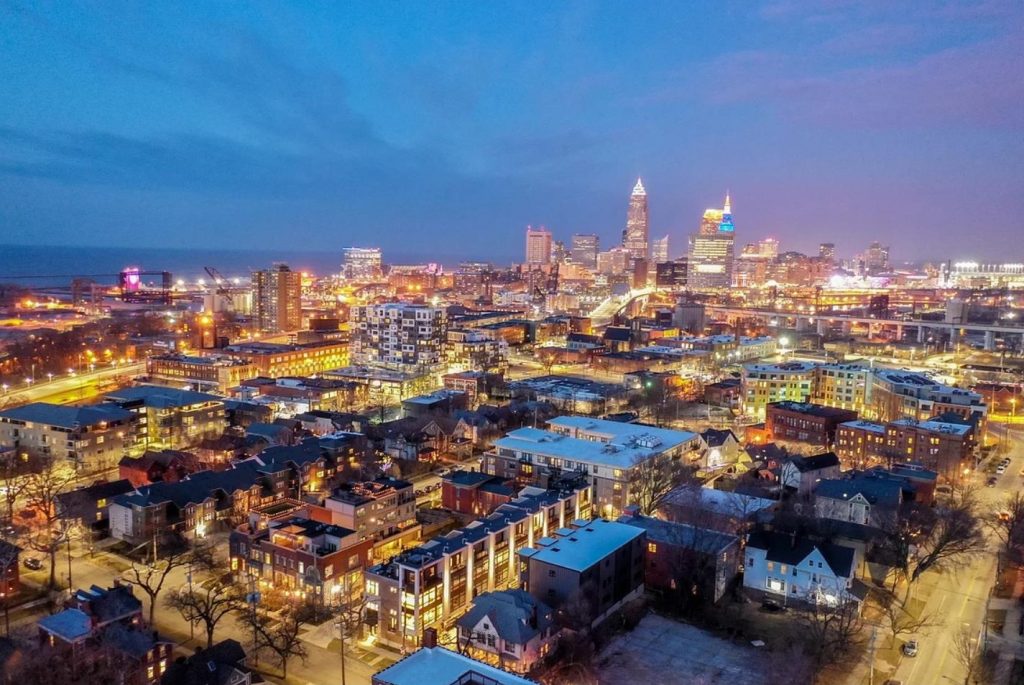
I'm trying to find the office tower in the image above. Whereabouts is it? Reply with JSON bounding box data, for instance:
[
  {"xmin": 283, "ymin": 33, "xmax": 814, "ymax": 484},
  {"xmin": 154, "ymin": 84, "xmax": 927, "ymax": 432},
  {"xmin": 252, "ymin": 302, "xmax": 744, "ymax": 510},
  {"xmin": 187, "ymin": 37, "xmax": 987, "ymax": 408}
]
[
  {"xmin": 596, "ymin": 247, "xmax": 631, "ymax": 276},
  {"xmin": 758, "ymin": 237, "xmax": 779, "ymax": 260},
  {"xmin": 862, "ymin": 242, "xmax": 890, "ymax": 274},
  {"xmin": 350, "ymin": 303, "xmax": 447, "ymax": 373},
  {"xmin": 525, "ymin": 226, "xmax": 552, "ymax": 265},
  {"xmin": 622, "ymin": 178, "xmax": 649, "ymax": 262},
  {"xmin": 651, "ymin": 235, "xmax": 670, "ymax": 264},
  {"xmin": 552, "ymin": 240, "xmax": 567, "ymax": 264},
  {"xmin": 819, "ymin": 243, "xmax": 836, "ymax": 262},
  {"xmin": 571, "ymin": 233, "xmax": 599, "ymax": 270},
  {"xmin": 251, "ymin": 263, "xmax": 302, "ymax": 333},
  {"xmin": 688, "ymin": 193, "xmax": 736, "ymax": 289},
  {"xmin": 655, "ymin": 258, "xmax": 688, "ymax": 289},
  {"xmin": 341, "ymin": 247, "xmax": 383, "ymax": 280}
]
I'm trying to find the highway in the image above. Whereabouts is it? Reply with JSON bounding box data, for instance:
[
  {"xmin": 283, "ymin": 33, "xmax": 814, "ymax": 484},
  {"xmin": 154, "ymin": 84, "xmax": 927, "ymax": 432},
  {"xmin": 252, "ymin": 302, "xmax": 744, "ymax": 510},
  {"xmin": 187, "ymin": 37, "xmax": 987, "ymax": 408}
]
[{"xmin": 0, "ymin": 361, "xmax": 146, "ymax": 407}]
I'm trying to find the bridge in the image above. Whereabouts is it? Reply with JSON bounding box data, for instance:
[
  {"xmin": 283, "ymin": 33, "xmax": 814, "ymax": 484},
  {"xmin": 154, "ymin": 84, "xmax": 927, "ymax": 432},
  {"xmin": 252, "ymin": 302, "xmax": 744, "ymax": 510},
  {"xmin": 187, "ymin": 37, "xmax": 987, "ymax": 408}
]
[
  {"xmin": 707, "ymin": 305, "xmax": 1024, "ymax": 350},
  {"xmin": 588, "ymin": 287, "xmax": 656, "ymax": 327}
]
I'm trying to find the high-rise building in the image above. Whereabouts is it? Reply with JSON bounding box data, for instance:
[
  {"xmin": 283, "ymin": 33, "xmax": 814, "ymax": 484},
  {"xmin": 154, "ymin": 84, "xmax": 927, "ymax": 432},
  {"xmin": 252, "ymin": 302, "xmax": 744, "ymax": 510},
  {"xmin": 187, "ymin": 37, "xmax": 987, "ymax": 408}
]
[
  {"xmin": 651, "ymin": 235, "xmax": 670, "ymax": 264},
  {"xmin": 758, "ymin": 237, "xmax": 779, "ymax": 260},
  {"xmin": 819, "ymin": 243, "xmax": 836, "ymax": 263},
  {"xmin": 571, "ymin": 233, "xmax": 599, "ymax": 270},
  {"xmin": 655, "ymin": 258, "xmax": 688, "ymax": 289},
  {"xmin": 341, "ymin": 247, "xmax": 383, "ymax": 280},
  {"xmin": 862, "ymin": 242, "xmax": 890, "ymax": 274},
  {"xmin": 350, "ymin": 303, "xmax": 447, "ymax": 374},
  {"xmin": 525, "ymin": 226, "xmax": 553, "ymax": 265},
  {"xmin": 596, "ymin": 247, "xmax": 631, "ymax": 276},
  {"xmin": 688, "ymin": 193, "xmax": 735, "ymax": 289},
  {"xmin": 252, "ymin": 263, "xmax": 302, "ymax": 333},
  {"xmin": 622, "ymin": 178, "xmax": 649, "ymax": 262}
]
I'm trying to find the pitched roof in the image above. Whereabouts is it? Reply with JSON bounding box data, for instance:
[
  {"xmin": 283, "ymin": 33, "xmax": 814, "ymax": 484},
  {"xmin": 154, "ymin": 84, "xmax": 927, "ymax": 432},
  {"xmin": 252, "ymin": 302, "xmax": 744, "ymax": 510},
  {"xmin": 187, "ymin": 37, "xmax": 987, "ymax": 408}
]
[
  {"xmin": 373, "ymin": 646, "xmax": 538, "ymax": 685},
  {"xmin": 700, "ymin": 428, "xmax": 737, "ymax": 447},
  {"xmin": 788, "ymin": 452, "xmax": 840, "ymax": 473},
  {"xmin": 38, "ymin": 608, "xmax": 92, "ymax": 642},
  {"xmin": 103, "ymin": 385, "xmax": 222, "ymax": 408},
  {"xmin": 746, "ymin": 529, "xmax": 855, "ymax": 578},
  {"xmin": 455, "ymin": 590, "xmax": 553, "ymax": 646},
  {"xmin": 815, "ymin": 476, "xmax": 903, "ymax": 507},
  {"xmin": 618, "ymin": 513, "xmax": 738, "ymax": 554},
  {"xmin": 57, "ymin": 479, "xmax": 134, "ymax": 518}
]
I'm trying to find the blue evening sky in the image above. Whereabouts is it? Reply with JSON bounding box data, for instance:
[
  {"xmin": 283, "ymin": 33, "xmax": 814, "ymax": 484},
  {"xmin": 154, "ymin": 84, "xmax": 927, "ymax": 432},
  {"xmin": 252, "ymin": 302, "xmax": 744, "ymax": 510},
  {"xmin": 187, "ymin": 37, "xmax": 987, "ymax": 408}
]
[{"xmin": 1, "ymin": 1, "xmax": 1021, "ymax": 263}]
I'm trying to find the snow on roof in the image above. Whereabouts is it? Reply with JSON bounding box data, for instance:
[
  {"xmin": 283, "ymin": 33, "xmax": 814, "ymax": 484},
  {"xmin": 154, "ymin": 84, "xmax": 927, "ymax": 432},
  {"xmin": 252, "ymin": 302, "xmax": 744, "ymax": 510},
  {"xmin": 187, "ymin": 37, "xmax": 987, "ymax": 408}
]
[
  {"xmin": 517, "ymin": 519, "xmax": 644, "ymax": 573},
  {"xmin": 373, "ymin": 646, "xmax": 537, "ymax": 685}
]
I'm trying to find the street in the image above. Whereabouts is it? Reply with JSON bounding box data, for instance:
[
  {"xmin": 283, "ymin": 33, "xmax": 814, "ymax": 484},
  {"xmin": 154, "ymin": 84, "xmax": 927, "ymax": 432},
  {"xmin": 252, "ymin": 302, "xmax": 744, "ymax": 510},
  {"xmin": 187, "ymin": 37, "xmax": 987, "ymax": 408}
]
[{"xmin": 883, "ymin": 424, "xmax": 1024, "ymax": 685}]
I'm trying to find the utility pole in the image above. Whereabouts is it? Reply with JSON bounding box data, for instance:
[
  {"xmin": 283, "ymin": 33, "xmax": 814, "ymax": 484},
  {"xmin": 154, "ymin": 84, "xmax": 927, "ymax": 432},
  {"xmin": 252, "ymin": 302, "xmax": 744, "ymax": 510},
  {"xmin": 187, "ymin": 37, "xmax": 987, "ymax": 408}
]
[{"xmin": 867, "ymin": 626, "xmax": 877, "ymax": 685}]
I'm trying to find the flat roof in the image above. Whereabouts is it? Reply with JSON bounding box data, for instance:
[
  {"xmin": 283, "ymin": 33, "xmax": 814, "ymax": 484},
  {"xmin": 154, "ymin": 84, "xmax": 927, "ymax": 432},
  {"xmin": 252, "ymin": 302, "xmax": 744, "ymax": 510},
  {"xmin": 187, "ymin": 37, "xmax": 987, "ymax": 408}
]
[
  {"xmin": 841, "ymin": 420, "xmax": 886, "ymax": 434},
  {"xmin": 495, "ymin": 428, "xmax": 693, "ymax": 469},
  {"xmin": 104, "ymin": 385, "xmax": 222, "ymax": 408},
  {"xmin": 0, "ymin": 402, "xmax": 132, "ymax": 428},
  {"xmin": 890, "ymin": 418, "xmax": 972, "ymax": 436},
  {"xmin": 372, "ymin": 646, "xmax": 536, "ymax": 685},
  {"xmin": 519, "ymin": 519, "xmax": 643, "ymax": 573}
]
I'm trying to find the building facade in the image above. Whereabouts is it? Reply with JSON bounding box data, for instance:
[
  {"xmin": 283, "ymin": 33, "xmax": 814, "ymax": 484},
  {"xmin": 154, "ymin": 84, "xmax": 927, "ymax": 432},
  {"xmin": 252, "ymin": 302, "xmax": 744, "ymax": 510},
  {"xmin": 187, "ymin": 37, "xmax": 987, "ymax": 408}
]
[
  {"xmin": 251, "ymin": 263, "xmax": 302, "ymax": 333},
  {"xmin": 524, "ymin": 226, "xmax": 552, "ymax": 265},
  {"xmin": 0, "ymin": 402, "xmax": 134, "ymax": 465},
  {"xmin": 350, "ymin": 303, "xmax": 447, "ymax": 374},
  {"xmin": 741, "ymin": 361, "xmax": 817, "ymax": 420},
  {"xmin": 765, "ymin": 402, "xmax": 859, "ymax": 448},
  {"xmin": 570, "ymin": 233, "xmax": 599, "ymax": 270}
]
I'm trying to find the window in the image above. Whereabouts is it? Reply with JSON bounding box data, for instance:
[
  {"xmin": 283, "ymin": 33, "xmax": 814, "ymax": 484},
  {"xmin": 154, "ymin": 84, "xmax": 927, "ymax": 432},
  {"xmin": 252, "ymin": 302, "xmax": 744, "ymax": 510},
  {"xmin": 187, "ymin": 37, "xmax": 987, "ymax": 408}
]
[
  {"xmin": 647, "ymin": 542, "xmax": 657, "ymax": 554},
  {"xmin": 548, "ymin": 569, "xmax": 556, "ymax": 578}
]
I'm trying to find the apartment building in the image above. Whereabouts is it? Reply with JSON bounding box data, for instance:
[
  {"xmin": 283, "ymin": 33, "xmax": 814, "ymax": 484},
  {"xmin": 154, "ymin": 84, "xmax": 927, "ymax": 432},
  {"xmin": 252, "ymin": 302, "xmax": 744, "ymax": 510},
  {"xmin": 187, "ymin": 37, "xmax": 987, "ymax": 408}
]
[
  {"xmin": 485, "ymin": 416, "xmax": 699, "ymax": 517},
  {"xmin": 103, "ymin": 386, "xmax": 226, "ymax": 452},
  {"xmin": 325, "ymin": 477, "xmax": 420, "ymax": 559},
  {"xmin": 867, "ymin": 369, "xmax": 987, "ymax": 425},
  {"xmin": 445, "ymin": 328, "xmax": 508, "ymax": 374},
  {"xmin": 350, "ymin": 303, "xmax": 447, "ymax": 374},
  {"xmin": 362, "ymin": 484, "xmax": 591, "ymax": 650},
  {"xmin": 741, "ymin": 361, "xmax": 817, "ymax": 420},
  {"xmin": 0, "ymin": 402, "xmax": 134, "ymax": 466},
  {"xmin": 811, "ymin": 362, "xmax": 871, "ymax": 414},
  {"xmin": 146, "ymin": 353, "xmax": 256, "ymax": 393},
  {"xmin": 230, "ymin": 515, "xmax": 374, "ymax": 604},
  {"xmin": 765, "ymin": 401, "xmax": 859, "ymax": 448},
  {"xmin": 836, "ymin": 416, "xmax": 975, "ymax": 477},
  {"xmin": 218, "ymin": 340, "xmax": 350, "ymax": 378},
  {"xmin": 518, "ymin": 518, "xmax": 645, "ymax": 627}
]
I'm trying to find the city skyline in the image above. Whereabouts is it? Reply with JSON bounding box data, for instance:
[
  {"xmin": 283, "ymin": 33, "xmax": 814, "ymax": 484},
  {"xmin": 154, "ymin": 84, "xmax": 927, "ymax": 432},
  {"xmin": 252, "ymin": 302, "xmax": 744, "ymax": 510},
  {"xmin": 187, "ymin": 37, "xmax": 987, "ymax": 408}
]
[{"xmin": 2, "ymin": 2, "xmax": 1022, "ymax": 262}]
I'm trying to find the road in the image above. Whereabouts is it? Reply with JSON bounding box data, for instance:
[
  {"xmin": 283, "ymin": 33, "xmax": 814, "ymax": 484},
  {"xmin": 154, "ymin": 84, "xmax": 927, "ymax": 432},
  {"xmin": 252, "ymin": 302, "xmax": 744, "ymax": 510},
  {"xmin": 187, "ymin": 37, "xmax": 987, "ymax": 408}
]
[
  {"xmin": 886, "ymin": 424, "xmax": 1024, "ymax": 685},
  {"xmin": 1, "ymin": 362, "xmax": 145, "ymax": 406}
]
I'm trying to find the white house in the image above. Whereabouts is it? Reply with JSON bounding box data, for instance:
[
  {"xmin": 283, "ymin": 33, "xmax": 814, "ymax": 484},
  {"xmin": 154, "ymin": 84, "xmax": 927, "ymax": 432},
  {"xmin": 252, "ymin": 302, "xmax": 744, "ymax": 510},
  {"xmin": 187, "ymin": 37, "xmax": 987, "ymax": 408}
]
[
  {"xmin": 814, "ymin": 476, "xmax": 903, "ymax": 528},
  {"xmin": 780, "ymin": 452, "xmax": 841, "ymax": 495},
  {"xmin": 744, "ymin": 529, "xmax": 863, "ymax": 606}
]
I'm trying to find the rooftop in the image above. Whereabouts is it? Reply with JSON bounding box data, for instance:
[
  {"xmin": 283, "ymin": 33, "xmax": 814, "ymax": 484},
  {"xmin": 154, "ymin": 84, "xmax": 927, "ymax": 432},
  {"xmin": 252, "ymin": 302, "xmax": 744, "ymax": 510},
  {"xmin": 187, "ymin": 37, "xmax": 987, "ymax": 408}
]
[
  {"xmin": 768, "ymin": 401, "xmax": 858, "ymax": 419},
  {"xmin": 518, "ymin": 519, "xmax": 644, "ymax": 573},
  {"xmin": 104, "ymin": 385, "xmax": 223, "ymax": 408},
  {"xmin": 38, "ymin": 608, "xmax": 92, "ymax": 642},
  {"xmin": 746, "ymin": 529, "xmax": 856, "ymax": 579},
  {"xmin": 744, "ymin": 361, "xmax": 819, "ymax": 374},
  {"xmin": 841, "ymin": 420, "xmax": 886, "ymax": 434},
  {"xmin": 0, "ymin": 402, "xmax": 132, "ymax": 429},
  {"xmin": 456, "ymin": 590, "xmax": 553, "ymax": 646},
  {"xmin": 618, "ymin": 513, "xmax": 738, "ymax": 554},
  {"xmin": 890, "ymin": 417, "xmax": 972, "ymax": 436},
  {"xmin": 372, "ymin": 646, "xmax": 537, "ymax": 685}
]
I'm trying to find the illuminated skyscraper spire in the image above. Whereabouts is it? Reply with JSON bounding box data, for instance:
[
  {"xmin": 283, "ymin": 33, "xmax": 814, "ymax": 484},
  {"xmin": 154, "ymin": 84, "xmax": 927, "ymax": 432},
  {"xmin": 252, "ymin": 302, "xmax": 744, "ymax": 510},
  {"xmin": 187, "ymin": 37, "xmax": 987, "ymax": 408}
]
[
  {"xmin": 623, "ymin": 178, "xmax": 649, "ymax": 261},
  {"xmin": 724, "ymin": 191, "xmax": 731, "ymax": 214}
]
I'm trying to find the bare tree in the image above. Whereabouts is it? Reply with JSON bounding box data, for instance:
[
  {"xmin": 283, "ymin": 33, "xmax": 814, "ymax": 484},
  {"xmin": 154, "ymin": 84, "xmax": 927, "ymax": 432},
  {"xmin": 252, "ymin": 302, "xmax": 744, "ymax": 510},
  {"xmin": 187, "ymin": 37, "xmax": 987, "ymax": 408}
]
[
  {"xmin": 951, "ymin": 625, "xmax": 990, "ymax": 685},
  {"xmin": 795, "ymin": 591, "xmax": 866, "ymax": 666},
  {"xmin": 985, "ymin": 491, "xmax": 1024, "ymax": 554},
  {"xmin": 761, "ymin": 643, "xmax": 819, "ymax": 685},
  {"xmin": 0, "ymin": 451, "xmax": 44, "ymax": 524},
  {"xmin": 875, "ymin": 589, "xmax": 942, "ymax": 648},
  {"xmin": 23, "ymin": 460, "xmax": 77, "ymax": 588},
  {"xmin": 237, "ymin": 606, "xmax": 308, "ymax": 678},
  {"xmin": 165, "ymin": 581, "xmax": 243, "ymax": 648},
  {"xmin": 123, "ymin": 536, "xmax": 215, "ymax": 625},
  {"xmin": 907, "ymin": 494, "xmax": 985, "ymax": 584},
  {"xmin": 627, "ymin": 453, "xmax": 695, "ymax": 516}
]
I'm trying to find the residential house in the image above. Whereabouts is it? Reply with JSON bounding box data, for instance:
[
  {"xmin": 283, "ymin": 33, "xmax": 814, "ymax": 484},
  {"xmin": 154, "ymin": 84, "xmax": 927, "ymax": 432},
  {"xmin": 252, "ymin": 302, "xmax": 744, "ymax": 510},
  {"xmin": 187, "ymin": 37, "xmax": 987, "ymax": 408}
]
[
  {"xmin": 814, "ymin": 475, "xmax": 903, "ymax": 528},
  {"xmin": 161, "ymin": 638, "xmax": 255, "ymax": 685},
  {"xmin": 118, "ymin": 450, "xmax": 200, "ymax": 488},
  {"xmin": 441, "ymin": 471, "xmax": 516, "ymax": 517},
  {"xmin": 56, "ymin": 479, "xmax": 135, "ymax": 535},
  {"xmin": 456, "ymin": 590, "xmax": 556, "ymax": 674},
  {"xmin": 743, "ymin": 529, "xmax": 863, "ymax": 607},
  {"xmin": 780, "ymin": 452, "xmax": 842, "ymax": 496},
  {"xmin": 698, "ymin": 428, "xmax": 740, "ymax": 471}
]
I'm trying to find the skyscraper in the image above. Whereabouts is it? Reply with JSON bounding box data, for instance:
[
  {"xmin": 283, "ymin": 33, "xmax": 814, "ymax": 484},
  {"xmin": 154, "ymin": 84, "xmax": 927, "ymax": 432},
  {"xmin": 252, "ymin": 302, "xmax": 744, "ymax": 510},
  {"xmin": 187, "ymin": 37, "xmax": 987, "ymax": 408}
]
[
  {"xmin": 525, "ymin": 226, "xmax": 553, "ymax": 265},
  {"xmin": 819, "ymin": 243, "xmax": 836, "ymax": 263},
  {"xmin": 571, "ymin": 233, "xmax": 599, "ymax": 270},
  {"xmin": 688, "ymin": 193, "xmax": 736, "ymax": 289},
  {"xmin": 651, "ymin": 235, "xmax": 670, "ymax": 264},
  {"xmin": 252, "ymin": 263, "xmax": 302, "ymax": 333},
  {"xmin": 622, "ymin": 178, "xmax": 649, "ymax": 262}
]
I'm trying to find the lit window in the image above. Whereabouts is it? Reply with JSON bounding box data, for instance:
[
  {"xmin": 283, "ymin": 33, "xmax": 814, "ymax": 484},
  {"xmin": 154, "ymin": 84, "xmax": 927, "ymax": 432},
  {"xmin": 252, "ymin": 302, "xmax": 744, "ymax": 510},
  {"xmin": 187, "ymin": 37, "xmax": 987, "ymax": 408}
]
[{"xmin": 647, "ymin": 542, "xmax": 657, "ymax": 554}]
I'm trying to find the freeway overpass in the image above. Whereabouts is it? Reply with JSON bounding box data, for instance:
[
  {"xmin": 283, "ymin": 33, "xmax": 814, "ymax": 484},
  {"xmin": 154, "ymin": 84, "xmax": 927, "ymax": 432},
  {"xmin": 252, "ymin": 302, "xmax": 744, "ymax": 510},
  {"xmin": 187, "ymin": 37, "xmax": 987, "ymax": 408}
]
[
  {"xmin": 707, "ymin": 305, "xmax": 1024, "ymax": 350},
  {"xmin": 0, "ymin": 362, "xmax": 146, "ymax": 408}
]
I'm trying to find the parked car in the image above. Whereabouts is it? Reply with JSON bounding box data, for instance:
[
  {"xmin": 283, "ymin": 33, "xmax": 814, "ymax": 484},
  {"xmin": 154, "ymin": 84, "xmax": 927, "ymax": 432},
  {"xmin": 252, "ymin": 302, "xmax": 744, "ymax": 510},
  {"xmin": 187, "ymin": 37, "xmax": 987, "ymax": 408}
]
[
  {"xmin": 759, "ymin": 599, "xmax": 786, "ymax": 613},
  {"xmin": 23, "ymin": 557, "xmax": 43, "ymax": 571},
  {"xmin": 988, "ymin": 476, "xmax": 999, "ymax": 487},
  {"xmin": 902, "ymin": 640, "xmax": 918, "ymax": 657}
]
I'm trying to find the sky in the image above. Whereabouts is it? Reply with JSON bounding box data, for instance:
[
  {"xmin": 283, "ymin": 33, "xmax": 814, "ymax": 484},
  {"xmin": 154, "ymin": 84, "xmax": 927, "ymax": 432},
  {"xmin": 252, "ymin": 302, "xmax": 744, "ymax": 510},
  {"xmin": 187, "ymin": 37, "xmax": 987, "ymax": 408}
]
[{"xmin": 1, "ymin": 0, "xmax": 1022, "ymax": 264}]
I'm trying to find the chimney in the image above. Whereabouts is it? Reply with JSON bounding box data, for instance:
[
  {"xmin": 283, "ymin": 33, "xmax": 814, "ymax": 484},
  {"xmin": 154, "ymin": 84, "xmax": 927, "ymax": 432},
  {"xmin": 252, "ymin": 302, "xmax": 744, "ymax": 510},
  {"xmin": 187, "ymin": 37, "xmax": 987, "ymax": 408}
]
[{"xmin": 422, "ymin": 627, "xmax": 438, "ymax": 649}]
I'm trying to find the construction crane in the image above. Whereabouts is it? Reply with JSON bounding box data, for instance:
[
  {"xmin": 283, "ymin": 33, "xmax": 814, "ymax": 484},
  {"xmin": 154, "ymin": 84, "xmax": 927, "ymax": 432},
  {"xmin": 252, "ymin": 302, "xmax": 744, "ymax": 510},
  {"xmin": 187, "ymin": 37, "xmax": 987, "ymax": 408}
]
[{"xmin": 203, "ymin": 266, "xmax": 230, "ymax": 296}]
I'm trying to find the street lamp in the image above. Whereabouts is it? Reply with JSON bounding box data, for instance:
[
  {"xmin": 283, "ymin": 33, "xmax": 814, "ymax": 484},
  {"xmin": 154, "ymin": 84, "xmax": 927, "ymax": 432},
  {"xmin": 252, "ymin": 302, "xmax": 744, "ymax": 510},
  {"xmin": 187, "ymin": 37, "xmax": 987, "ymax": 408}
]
[{"xmin": 47, "ymin": 372, "xmax": 53, "ymax": 383}]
